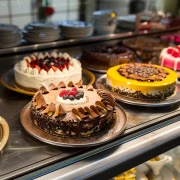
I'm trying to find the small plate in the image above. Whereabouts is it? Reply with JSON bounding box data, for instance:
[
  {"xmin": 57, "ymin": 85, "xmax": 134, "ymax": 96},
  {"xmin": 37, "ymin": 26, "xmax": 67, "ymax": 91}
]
[
  {"xmin": 1, "ymin": 68, "xmax": 95, "ymax": 96},
  {"xmin": 0, "ymin": 116, "xmax": 9, "ymax": 152},
  {"xmin": 96, "ymin": 74, "xmax": 180, "ymax": 107},
  {"xmin": 20, "ymin": 103, "xmax": 127, "ymax": 147}
]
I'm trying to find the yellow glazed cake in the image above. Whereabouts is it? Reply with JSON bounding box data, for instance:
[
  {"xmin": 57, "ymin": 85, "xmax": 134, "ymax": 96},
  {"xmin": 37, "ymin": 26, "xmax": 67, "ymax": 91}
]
[{"xmin": 106, "ymin": 63, "xmax": 177, "ymax": 100}]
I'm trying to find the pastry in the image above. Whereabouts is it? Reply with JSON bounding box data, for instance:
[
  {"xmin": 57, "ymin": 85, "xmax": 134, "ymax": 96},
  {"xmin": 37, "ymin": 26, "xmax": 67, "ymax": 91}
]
[
  {"xmin": 160, "ymin": 46, "xmax": 180, "ymax": 78},
  {"xmin": 80, "ymin": 45, "xmax": 135, "ymax": 71},
  {"xmin": 106, "ymin": 63, "xmax": 177, "ymax": 100},
  {"xmin": 14, "ymin": 52, "xmax": 82, "ymax": 92},
  {"xmin": 30, "ymin": 81, "xmax": 116, "ymax": 137}
]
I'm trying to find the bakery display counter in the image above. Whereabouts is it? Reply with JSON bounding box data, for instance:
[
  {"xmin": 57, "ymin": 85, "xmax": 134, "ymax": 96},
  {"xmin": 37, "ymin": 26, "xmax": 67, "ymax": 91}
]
[
  {"xmin": 0, "ymin": 45, "xmax": 180, "ymax": 180},
  {"xmin": 0, "ymin": 26, "xmax": 180, "ymax": 56}
]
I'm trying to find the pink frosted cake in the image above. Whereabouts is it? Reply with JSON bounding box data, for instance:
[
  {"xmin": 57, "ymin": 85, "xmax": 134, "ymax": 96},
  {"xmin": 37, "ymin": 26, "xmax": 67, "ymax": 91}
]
[{"xmin": 160, "ymin": 46, "xmax": 180, "ymax": 78}]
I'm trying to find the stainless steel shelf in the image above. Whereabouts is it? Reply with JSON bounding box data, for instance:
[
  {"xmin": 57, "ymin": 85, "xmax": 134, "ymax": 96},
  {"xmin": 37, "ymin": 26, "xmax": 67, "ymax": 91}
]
[{"xmin": 0, "ymin": 26, "xmax": 180, "ymax": 56}]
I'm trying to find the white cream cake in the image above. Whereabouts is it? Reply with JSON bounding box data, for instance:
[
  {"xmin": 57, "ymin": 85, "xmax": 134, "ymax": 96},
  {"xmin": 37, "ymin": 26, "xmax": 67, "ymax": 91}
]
[{"xmin": 14, "ymin": 52, "xmax": 82, "ymax": 91}]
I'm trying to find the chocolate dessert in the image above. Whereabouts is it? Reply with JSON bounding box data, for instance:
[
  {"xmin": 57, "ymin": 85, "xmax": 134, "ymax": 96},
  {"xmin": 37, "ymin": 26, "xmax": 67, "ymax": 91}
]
[
  {"xmin": 80, "ymin": 45, "xmax": 135, "ymax": 71},
  {"xmin": 30, "ymin": 81, "xmax": 116, "ymax": 138}
]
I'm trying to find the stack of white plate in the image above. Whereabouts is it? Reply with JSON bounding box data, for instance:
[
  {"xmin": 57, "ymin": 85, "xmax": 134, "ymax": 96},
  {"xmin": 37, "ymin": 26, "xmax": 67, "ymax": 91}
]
[
  {"xmin": 59, "ymin": 21, "xmax": 93, "ymax": 39},
  {"xmin": 23, "ymin": 22, "xmax": 60, "ymax": 43},
  {"xmin": 0, "ymin": 24, "xmax": 22, "ymax": 49}
]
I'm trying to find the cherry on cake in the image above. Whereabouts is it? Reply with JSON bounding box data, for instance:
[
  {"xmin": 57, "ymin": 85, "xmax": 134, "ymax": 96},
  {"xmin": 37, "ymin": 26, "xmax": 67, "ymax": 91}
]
[
  {"xmin": 80, "ymin": 45, "xmax": 135, "ymax": 71},
  {"xmin": 106, "ymin": 63, "xmax": 177, "ymax": 100},
  {"xmin": 30, "ymin": 81, "xmax": 116, "ymax": 137},
  {"xmin": 14, "ymin": 52, "xmax": 82, "ymax": 92},
  {"xmin": 160, "ymin": 46, "xmax": 180, "ymax": 78}
]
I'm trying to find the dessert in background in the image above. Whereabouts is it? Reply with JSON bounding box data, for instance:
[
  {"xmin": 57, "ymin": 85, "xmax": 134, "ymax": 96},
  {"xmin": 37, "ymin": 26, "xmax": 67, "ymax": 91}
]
[
  {"xmin": 113, "ymin": 168, "xmax": 136, "ymax": 180},
  {"xmin": 14, "ymin": 52, "xmax": 82, "ymax": 92},
  {"xmin": 81, "ymin": 45, "xmax": 135, "ymax": 71},
  {"xmin": 0, "ymin": 24, "xmax": 22, "ymax": 49},
  {"xmin": 160, "ymin": 33, "xmax": 180, "ymax": 45},
  {"xmin": 123, "ymin": 37, "xmax": 170, "ymax": 64},
  {"xmin": 106, "ymin": 63, "xmax": 177, "ymax": 100},
  {"xmin": 160, "ymin": 46, "xmax": 180, "ymax": 78},
  {"xmin": 30, "ymin": 81, "xmax": 116, "ymax": 137}
]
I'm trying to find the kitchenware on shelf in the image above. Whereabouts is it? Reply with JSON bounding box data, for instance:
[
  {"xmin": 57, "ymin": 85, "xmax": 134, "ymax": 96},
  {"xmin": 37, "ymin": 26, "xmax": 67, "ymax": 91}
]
[
  {"xmin": 59, "ymin": 20, "xmax": 93, "ymax": 39},
  {"xmin": 0, "ymin": 24, "xmax": 22, "ymax": 48},
  {"xmin": 93, "ymin": 10, "xmax": 117, "ymax": 35}
]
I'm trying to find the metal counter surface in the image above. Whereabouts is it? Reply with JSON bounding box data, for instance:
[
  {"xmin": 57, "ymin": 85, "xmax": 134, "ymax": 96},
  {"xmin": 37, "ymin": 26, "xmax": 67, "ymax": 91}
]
[
  {"xmin": 0, "ymin": 46, "xmax": 180, "ymax": 180},
  {"xmin": 34, "ymin": 121, "xmax": 180, "ymax": 180}
]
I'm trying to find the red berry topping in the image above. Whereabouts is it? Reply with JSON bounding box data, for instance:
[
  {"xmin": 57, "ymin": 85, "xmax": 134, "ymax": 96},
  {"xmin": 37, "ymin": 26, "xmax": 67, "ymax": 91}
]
[
  {"xmin": 171, "ymin": 51, "xmax": 179, "ymax": 58},
  {"xmin": 59, "ymin": 90, "xmax": 68, "ymax": 97},
  {"xmin": 26, "ymin": 53, "xmax": 72, "ymax": 73},
  {"xmin": 167, "ymin": 48, "xmax": 174, "ymax": 54},
  {"xmin": 68, "ymin": 90, "xmax": 77, "ymax": 96},
  {"xmin": 35, "ymin": 65, "xmax": 41, "ymax": 72},
  {"xmin": 71, "ymin": 87, "xmax": 78, "ymax": 92},
  {"xmin": 176, "ymin": 45, "xmax": 180, "ymax": 52}
]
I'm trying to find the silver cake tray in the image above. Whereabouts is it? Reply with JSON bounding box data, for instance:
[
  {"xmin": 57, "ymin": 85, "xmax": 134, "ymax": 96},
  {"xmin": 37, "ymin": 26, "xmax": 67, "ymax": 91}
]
[
  {"xmin": 20, "ymin": 103, "xmax": 127, "ymax": 148},
  {"xmin": 96, "ymin": 74, "xmax": 180, "ymax": 107}
]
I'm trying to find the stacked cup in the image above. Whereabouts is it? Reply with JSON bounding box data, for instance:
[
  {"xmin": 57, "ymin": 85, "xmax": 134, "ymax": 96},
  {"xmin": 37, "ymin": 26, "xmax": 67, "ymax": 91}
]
[{"xmin": 93, "ymin": 10, "xmax": 117, "ymax": 35}]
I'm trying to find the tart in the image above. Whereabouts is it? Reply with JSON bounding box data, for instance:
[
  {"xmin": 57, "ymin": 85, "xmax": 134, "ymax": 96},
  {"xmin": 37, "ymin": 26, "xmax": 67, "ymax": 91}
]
[
  {"xmin": 106, "ymin": 63, "xmax": 177, "ymax": 100},
  {"xmin": 30, "ymin": 81, "xmax": 116, "ymax": 137},
  {"xmin": 14, "ymin": 52, "xmax": 82, "ymax": 92}
]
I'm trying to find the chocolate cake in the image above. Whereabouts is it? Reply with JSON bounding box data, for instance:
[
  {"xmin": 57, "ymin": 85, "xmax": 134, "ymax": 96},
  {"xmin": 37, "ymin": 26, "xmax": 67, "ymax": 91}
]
[
  {"xmin": 80, "ymin": 45, "xmax": 135, "ymax": 71},
  {"xmin": 123, "ymin": 37, "xmax": 170, "ymax": 64},
  {"xmin": 30, "ymin": 81, "xmax": 116, "ymax": 138}
]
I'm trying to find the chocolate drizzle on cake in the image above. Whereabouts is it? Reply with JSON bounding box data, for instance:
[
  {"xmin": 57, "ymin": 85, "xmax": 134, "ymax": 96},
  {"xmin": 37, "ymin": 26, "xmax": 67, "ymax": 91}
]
[
  {"xmin": 118, "ymin": 63, "xmax": 169, "ymax": 82},
  {"xmin": 30, "ymin": 81, "xmax": 116, "ymax": 137}
]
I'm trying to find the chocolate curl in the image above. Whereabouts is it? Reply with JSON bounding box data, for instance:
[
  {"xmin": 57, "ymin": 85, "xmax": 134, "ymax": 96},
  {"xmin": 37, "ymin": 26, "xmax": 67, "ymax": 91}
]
[
  {"xmin": 53, "ymin": 104, "xmax": 66, "ymax": 117},
  {"xmin": 90, "ymin": 105, "xmax": 101, "ymax": 116},
  {"xmin": 58, "ymin": 81, "xmax": 66, "ymax": 88},
  {"xmin": 76, "ymin": 80, "xmax": 83, "ymax": 88},
  {"xmin": 48, "ymin": 83, "xmax": 58, "ymax": 90},
  {"xmin": 97, "ymin": 90, "xmax": 114, "ymax": 100},
  {"xmin": 58, "ymin": 104, "xmax": 66, "ymax": 115},
  {"xmin": 86, "ymin": 84, "xmax": 93, "ymax": 91},
  {"xmin": 101, "ymin": 99, "xmax": 116, "ymax": 108},
  {"xmin": 77, "ymin": 107, "xmax": 89, "ymax": 116},
  {"xmin": 39, "ymin": 86, "xmax": 49, "ymax": 94},
  {"xmin": 34, "ymin": 92, "xmax": 47, "ymax": 109},
  {"xmin": 43, "ymin": 104, "xmax": 50, "ymax": 114},
  {"xmin": 84, "ymin": 106, "xmax": 99, "ymax": 118},
  {"xmin": 72, "ymin": 108, "xmax": 87, "ymax": 120},
  {"xmin": 48, "ymin": 103, "xmax": 56, "ymax": 112},
  {"xmin": 68, "ymin": 81, "xmax": 74, "ymax": 87},
  {"xmin": 95, "ymin": 101, "xmax": 108, "ymax": 111}
]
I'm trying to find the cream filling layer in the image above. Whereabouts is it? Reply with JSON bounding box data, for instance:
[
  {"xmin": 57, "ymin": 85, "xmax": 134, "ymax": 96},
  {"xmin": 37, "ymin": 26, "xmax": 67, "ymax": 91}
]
[{"xmin": 56, "ymin": 96, "xmax": 87, "ymax": 105}]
